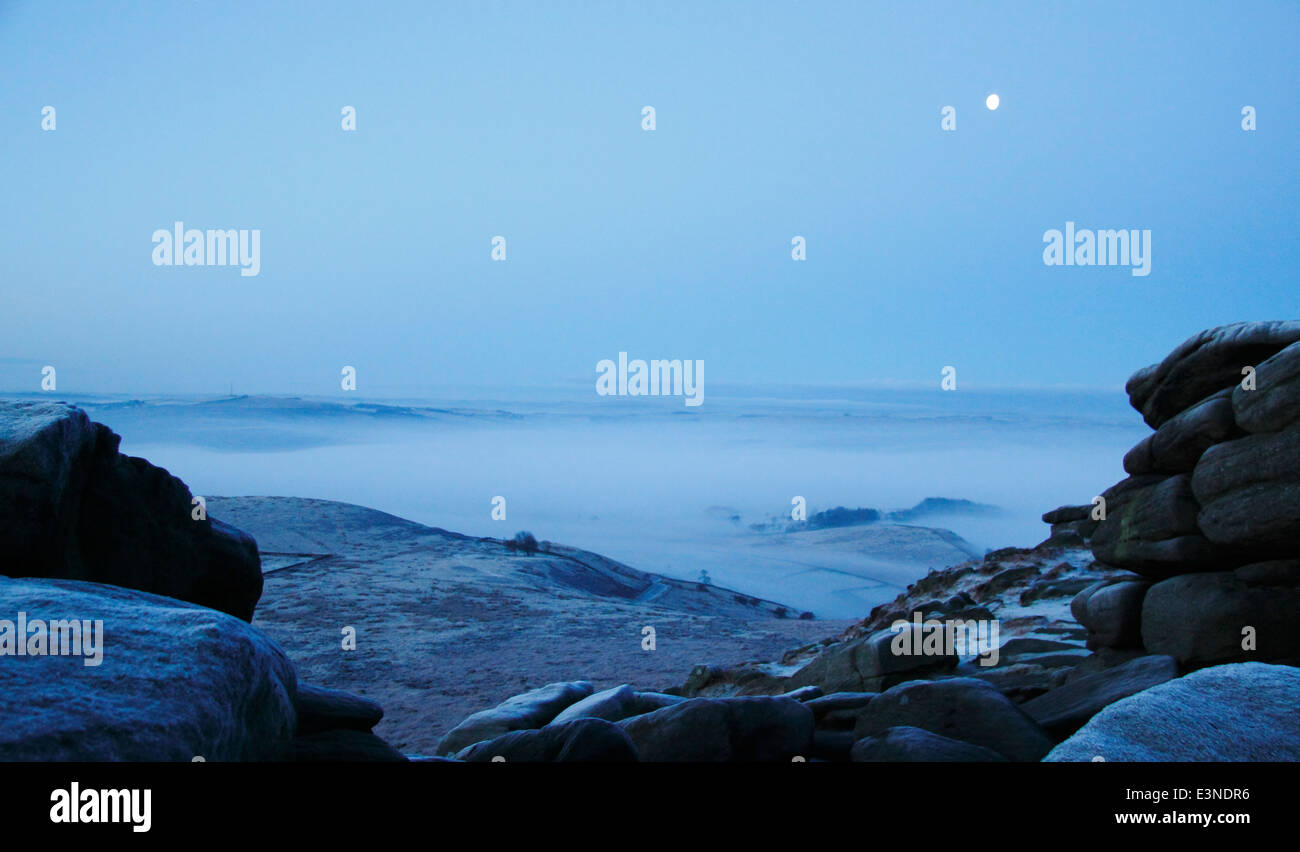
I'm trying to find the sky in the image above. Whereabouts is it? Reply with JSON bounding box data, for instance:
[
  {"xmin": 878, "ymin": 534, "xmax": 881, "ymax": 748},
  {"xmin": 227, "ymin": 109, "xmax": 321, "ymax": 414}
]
[{"xmin": 2, "ymin": 0, "xmax": 1297, "ymax": 397}]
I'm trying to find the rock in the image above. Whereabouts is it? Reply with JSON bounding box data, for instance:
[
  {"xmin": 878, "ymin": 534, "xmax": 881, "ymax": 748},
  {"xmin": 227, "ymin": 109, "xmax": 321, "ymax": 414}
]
[
  {"xmin": 966, "ymin": 662, "xmax": 1070, "ymax": 702},
  {"xmin": 1141, "ymin": 573, "xmax": 1300, "ymax": 666},
  {"xmin": 1123, "ymin": 388, "xmax": 1239, "ymax": 475},
  {"xmin": 1236, "ymin": 559, "xmax": 1300, "ymax": 587},
  {"xmin": 805, "ymin": 692, "xmax": 877, "ymax": 718},
  {"xmin": 1045, "ymin": 663, "xmax": 1300, "ymax": 761},
  {"xmin": 617, "ymin": 696, "xmax": 814, "ymax": 762},
  {"xmin": 851, "ymin": 726, "xmax": 1007, "ymax": 762},
  {"xmin": 549, "ymin": 684, "xmax": 639, "ymax": 725},
  {"xmin": 0, "ymin": 401, "xmax": 263, "ymax": 621},
  {"xmin": 853, "ymin": 677, "xmax": 1055, "ymax": 761},
  {"xmin": 630, "ymin": 691, "xmax": 688, "ymax": 711},
  {"xmin": 1089, "ymin": 474, "xmax": 1224, "ymax": 575},
  {"xmin": 291, "ymin": 730, "xmax": 407, "ymax": 762},
  {"xmin": 972, "ymin": 565, "xmax": 1040, "ymax": 601},
  {"xmin": 1233, "ymin": 340, "xmax": 1300, "ymax": 433},
  {"xmin": 1020, "ymin": 577, "xmax": 1097, "ymax": 606},
  {"xmin": 806, "ymin": 692, "xmax": 878, "ymax": 730},
  {"xmin": 944, "ymin": 592, "xmax": 975, "ymax": 610},
  {"xmin": 998, "ymin": 637, "xmax": 1084, "ymax": 658},
  {"xmin": 548, "ymin": 685, "xmax": 685, "ymax": 725},
  {"xmin": 1065, "ymin": 647, "xmax": 1148, "ymax": 682},
  {"xmin": 1049, "ymin": 518, "xmax": 1098, "ymax": 539},
  {"xmin": 726, "ymin": 696, "xmax": 816, "ymax": 761},
  {"xmin": 0, "ymin": 576, "xmax": 296, "ymax": 761},
  {"xmin": 295, "ymin": 683, "xmax": 384, "ymax": 735},
  {"xmin": 780, "ymin": 685, "xmax": 823, "ymax": 701},
  {"xmin": 618, "ymin": 698, "xmax": 732, "ymax": 761},
  {"xmin": 1021, "ymin": 654, "xmax": 1179, "ymax": 737},
  {"xmin": 1079, "ymin": 580, "xmax": 1150, "ymax": 649},
  {"xmin": 1192, "ymin": 424, "xmax": 1300, "ymax": 560},
  {"xmin": 789, "ymin": 624, "xmax": 957, "ymax": 693},
  {"xmin": 680, "ymin": 663, "xmax": 788, "ymax": 697},
  {"xmin": 1042, "ymin": 504, "xmax": 1094, "ymax": 525},
  {"xmin": 1125, "ymin": 321, "xmax": 1300, "ymax": 429},
  {"xmin": 456, "ymin": 718, "xmax": 638, "ymax": 762},
  {"xmin": 1071, "ymin": 581, "xmax": 1111, "ymax": 625},
  {"xmin": 436, "ymin": 680, "xmax": 593, "ymax": 755}
]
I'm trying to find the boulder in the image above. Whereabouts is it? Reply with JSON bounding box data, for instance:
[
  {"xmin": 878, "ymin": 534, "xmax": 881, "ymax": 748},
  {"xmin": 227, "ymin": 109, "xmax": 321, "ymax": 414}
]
[
  {"xmin": 617, "ymin": 698, "xmax": 732, "ymax": 762},
  {"xmin": 726, "ymin": 696, "xmax": 816, "ymax": 761},
  {"xmin": 291, "ymin": 729, "xmax": 407, "ymax": 762},
  {"xmin": 1125, "ymin": 321, "xmax": 1300, "ymax": 429},
  {"xmin": 1141, "ymin": 572, "xmax": 1300, "ymax": 666},
  {"xmin": 1045, "ymin": 663, "xmax": 1300, "ymax": 761},
  {"xmin": 789, "ymin": 624, "xmax": 957, "ymax": 693},
  {"xmin": 0, "ymin": 576, "xmax": 296, "ymax": 761},
  {"xmin": 0, "ymin": 401, "xmax": 262, "ymax": 621},
  {"xmin": 965, "ymin": 662, "xmax": 1070, "ymax": 703},
  {"xmin": 617, "ymin": 696, "xmax": 814, "ymax": 761},
  {"xmin": 547, "ymin": 685, "xmax": 684, "ymax": 725},
  {"xmin": 1233, "ymin": 340, "xmax": 1300, "ymax": 433},
  {"xmin": 1079, "ymin": 580, "xmax": 1150, "ymax": 649},
  {"xmin": 853, "ymin": 677, "xmax": 1055, "ymax": 761},
  {"xmin": 435, "ymin": 680, "xmax": 593, "ymax": 755},
  {"xmin": 805, "ymin": 692, "xmax": 878, "ymax": 730},
  {"xmin": 1089, "ymin": 474, "xmax": 1224, "ymax": 575},
  {"xmin": 1042, "ymin": 504, "xmax": 1094, "ymax": 525},
  {"xmin": 295, "ymin": 683, "xmax": 384, "ymax": 735},
  {"xmin": 1236, "ymin": 559, "xmax": 1300, "ymax": 587},
  {"xmin": 1021, "ymin": 654, "xmax": 1179, "ymax": 737},
  {"xmin": 1192, "ymin": 424, "xmax": 1300, "ymax": 559},
  {"xmin": 1122, "ymin": 388, "xmax": 1238, "ymax": 475},
  {"xmin": 549, "ymin": 684, "xmax": 639, "ymax": 725},
  {"xmin": 851, "ymin": 726, "xmax": 1008, "ymax": 762},
  {"xmin": 456, "ymin": 718, "xmax": 638, "ymax": 762}
]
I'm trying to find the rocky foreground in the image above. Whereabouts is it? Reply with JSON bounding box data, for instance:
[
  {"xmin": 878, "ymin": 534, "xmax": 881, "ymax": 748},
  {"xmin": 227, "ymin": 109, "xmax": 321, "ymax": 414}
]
[{"xmin": 2, "ymin": 320, "xmax": 1299, "ymax": 761}]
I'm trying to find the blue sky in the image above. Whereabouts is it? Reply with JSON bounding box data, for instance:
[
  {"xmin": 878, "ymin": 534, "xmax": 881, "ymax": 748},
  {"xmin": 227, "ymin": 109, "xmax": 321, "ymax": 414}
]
[{"xmin": 2, "ymin": 0, "xmax": 1297, "ymax": 396}]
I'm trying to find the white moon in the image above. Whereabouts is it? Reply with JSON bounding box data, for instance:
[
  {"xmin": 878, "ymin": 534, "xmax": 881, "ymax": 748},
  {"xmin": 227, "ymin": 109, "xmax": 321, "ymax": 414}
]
[{"xmin": 986, "ymin": 93, "xmax": 1000, "ymax": 110}]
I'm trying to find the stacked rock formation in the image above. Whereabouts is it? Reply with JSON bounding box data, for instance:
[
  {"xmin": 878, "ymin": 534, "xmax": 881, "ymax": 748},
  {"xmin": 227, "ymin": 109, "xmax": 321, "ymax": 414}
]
[
  {"xmin": 0, "ymin": 400, "xmax": 399, "ymax": 761},
  {"xmin": 0, "ymin": 401, "xmax": 261, "ymax": 621},
  {"xmin": 1047, "ymin": 321, "xmax": 1300, "ymax": 668}
]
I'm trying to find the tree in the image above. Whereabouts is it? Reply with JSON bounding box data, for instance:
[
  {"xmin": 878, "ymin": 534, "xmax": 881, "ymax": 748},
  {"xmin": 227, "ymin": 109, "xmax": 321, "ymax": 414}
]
[{"xmin": 512, "ymin": 531, "xmax": 539, "ymax": 555}]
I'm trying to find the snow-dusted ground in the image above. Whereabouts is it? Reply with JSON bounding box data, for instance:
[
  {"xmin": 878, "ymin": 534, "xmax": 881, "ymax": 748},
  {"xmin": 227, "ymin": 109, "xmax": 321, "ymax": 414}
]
[{"xmin": 213, "ymin": 496, "xmax": 857, "ymax": 755}]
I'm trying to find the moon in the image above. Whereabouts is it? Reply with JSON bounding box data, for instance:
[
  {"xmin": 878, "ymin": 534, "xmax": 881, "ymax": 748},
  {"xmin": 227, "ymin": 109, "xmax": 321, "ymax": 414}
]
[{"xmin": 986, "ymin": 93, "xmax": 1000, "ymax": 110}]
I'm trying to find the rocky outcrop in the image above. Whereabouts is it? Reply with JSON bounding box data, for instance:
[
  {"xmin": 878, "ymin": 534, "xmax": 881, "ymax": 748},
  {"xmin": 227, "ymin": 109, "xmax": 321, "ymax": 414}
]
[
  {"xmin": 0, "ymin": 576, "xmax": 296, "ymax": 761},
  {"xmin": 1077, "ymin": 324, "xmax": 1300, "ymax": 668},
  {"xmin": 787, "ymin": 623, "xmax": 957, "ymax": 693},
  {"xmin": 852, "ymin": 678, "xmax": 1055, "ymax": 761},
  {"xmin": 1045, "ymin": 663, "xmax": 1300, "ymax": 761},
  {"xmin": 1072, "ymin": 580, "xmax": 1150, "ymax": 649},
  {"xmin": 1021, "ymin": 654, "xmax": 1178, "ymax": 737},
  {"xmin": 617, "ymin": 696, "xmax": 814, "ymax": 762},
  {"xmin": 1140, "ymin": 573, "xmax": 1300, "ymax": 666},
  {"xmin": 1125, "ymin": 320, "xmax": 1300, "ymax": 429},
  {"xmin": 455, "ymin": 718, "xmax": 638, "ymax": 762},
  {"xmin": 0, "ymin": 401, "xmax": 262, "ymax": 621},
  {"xmin": 436, "ymin": 681, "xmax": 594, "ymax": 755},
  {"xmin": 549, "ymin": 684, "xmax": 685, "ymax": 725}
]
